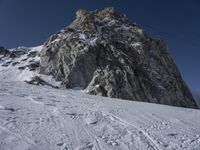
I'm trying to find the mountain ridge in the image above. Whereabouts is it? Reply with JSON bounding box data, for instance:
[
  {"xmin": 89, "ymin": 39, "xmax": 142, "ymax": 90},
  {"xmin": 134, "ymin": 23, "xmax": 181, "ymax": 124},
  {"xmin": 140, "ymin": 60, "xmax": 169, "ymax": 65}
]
[{"xmin": 39, "ymin": 7, "xmax": 197, "ymax": 108}]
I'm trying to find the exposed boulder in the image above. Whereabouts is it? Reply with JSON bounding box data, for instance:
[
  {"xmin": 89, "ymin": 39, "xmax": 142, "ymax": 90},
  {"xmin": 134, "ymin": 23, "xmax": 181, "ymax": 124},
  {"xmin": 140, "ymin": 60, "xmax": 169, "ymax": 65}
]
[{"xmin": 39, "ymin": 7, "xmax": 197, "ymax": 108}]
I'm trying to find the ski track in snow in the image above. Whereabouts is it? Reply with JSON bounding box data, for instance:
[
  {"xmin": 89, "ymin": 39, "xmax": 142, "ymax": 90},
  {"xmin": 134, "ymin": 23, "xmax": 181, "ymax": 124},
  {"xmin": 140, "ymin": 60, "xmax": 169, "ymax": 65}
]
[{"xmin": 0, "ymin": 81, "xmax": 200, "ymax": 150}]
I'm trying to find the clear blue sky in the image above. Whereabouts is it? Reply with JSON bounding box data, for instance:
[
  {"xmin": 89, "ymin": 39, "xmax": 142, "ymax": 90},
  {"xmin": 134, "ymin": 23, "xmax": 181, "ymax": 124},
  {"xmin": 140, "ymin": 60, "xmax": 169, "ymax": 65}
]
[{"xmin": 0, "ymin": 0, "xmax": 199, "ymax": 90}]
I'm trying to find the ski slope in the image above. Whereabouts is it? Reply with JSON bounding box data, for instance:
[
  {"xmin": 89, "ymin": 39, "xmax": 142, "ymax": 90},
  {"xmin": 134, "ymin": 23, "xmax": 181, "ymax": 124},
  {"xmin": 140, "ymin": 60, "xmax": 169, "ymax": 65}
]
[{"xmin": 0, "ymin": 81, "xmax": 200, "ymax": 150}]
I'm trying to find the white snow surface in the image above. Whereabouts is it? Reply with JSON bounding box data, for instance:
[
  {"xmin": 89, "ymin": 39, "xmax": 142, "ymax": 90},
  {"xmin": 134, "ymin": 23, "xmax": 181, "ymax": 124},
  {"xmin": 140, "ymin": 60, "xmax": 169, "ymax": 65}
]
[
  {"xmin": 79, "ymin": 33, "xmax": 97, "ymax": 47},
  {"xmin": 0, "ymin": 46, "xmax": 200, "ymax": 150}
]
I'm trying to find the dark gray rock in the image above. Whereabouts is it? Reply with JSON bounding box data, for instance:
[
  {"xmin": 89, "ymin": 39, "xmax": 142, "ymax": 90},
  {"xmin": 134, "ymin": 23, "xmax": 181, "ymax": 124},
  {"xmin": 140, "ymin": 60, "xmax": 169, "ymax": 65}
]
[
  {"xmin": 27, "ymin": 61, "xmax": 40, "ymax": 71},
  {"xmin": 12, "ymin": 62, "xmax": 20, "ymax": 66},
  {"xmin": 0, "ymin": 46, "xmax": 28, "ymax": 58},
  {"xmin": 27, "ymin": 51, "xmax": 38, "ymax": 57},
  {"xmin": 1, "ymin": 61, "xmax": 12, "ymax": 67},
  {"xmin": 9, "ymin": 49, "xmax": 28, "ymax": 58},
  {"xmin": 25, "ymin": 76, "xmax": 58, "ymax": 88},
  {"xmin": 39, "ymin": 7, "xmax": 197, "ymax": 108},
  {"xmin": 192, "ymin": 91, "xmax": 200, "ymax": 108},
  {"xmin": 0, "ymin": 46, "xmax": 10, "ymax": 56},
  {"xmin": 18, "ymin": 66, "xmax": 26, "ymax": 70},
  {"xmin": 17, "ymin": 62, "xmax": 40, "ymax": 71}
]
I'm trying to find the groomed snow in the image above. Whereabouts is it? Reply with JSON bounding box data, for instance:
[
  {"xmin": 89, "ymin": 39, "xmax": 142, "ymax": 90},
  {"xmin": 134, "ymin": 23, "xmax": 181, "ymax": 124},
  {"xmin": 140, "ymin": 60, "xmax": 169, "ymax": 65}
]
[{"xmin": 0, "ymin": 81, "xmax": 200, "ymax": 150}]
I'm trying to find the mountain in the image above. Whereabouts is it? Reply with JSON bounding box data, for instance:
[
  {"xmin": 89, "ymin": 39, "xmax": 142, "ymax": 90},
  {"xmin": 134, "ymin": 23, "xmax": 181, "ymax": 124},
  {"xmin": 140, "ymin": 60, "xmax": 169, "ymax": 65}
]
[
  {"xmin": 39, "ymin": 7, "xmax": 197, "ymax": 108},
  {"xmin": 0, "ymin": 7, "xmax": 200, "ymax": 149}
]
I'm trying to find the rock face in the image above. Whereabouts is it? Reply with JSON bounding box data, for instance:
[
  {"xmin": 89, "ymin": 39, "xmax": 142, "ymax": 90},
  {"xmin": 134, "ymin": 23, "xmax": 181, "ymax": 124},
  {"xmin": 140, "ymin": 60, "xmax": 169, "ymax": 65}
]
[
  {"xmin": 192, "ymin": 91, "xmax": 200, "ymax": 108},
  {"xmin": 0, "ymin": 46, "xmax": 29, "ymax": 58},
  {"xmin": 0, "ymin": 46, "xmax": 10, "ymax": 56},
  {"xmin": 39, "ymin": 7, "xmax": 197, "ymax": 108}
]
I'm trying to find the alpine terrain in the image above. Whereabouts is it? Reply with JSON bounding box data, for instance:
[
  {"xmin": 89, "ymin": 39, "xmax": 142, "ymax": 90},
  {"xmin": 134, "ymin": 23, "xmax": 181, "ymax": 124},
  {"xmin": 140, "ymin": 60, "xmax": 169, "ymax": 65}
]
[{"xmin": 0, "ymin": 7, "xmax": 199, "ymax": 150}]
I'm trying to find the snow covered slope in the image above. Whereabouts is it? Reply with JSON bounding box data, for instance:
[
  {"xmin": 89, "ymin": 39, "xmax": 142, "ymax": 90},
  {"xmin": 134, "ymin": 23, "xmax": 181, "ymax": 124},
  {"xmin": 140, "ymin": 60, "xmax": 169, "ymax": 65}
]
[
  {"xmin": 0, "ymin": 80, "xmax": 200, "ymax": 150},
  {"xmin": 0, "ymin": 46, "xmax": 60, "ymax": 86},
  {"xmin": 0, "ymin": 46, "xmax": 42, "ymax": 81},
  {"xmin": 0, "ymin": 46, "xmax": 200, "ymax": 150}
]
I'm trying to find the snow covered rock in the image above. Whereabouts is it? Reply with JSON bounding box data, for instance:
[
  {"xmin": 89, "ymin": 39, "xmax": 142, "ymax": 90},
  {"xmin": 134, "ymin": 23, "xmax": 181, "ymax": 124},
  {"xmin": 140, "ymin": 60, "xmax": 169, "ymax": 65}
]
[
  {"xmin": 39, "ymin": 7, "xmax": 197, "ymax": 108},
  {"xmin": 25, "ymin": 76, "xmax": 59, "ymax": 88}
]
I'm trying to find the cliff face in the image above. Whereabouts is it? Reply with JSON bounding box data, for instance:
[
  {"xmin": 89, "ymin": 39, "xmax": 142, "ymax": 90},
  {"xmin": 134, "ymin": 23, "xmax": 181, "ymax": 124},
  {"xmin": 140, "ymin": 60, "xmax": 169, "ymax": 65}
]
[
  {"xmin": 192, "ymin": 91, "xmax": 200, "ymax": 108},
  {"xmin": 39, "ymin": 7, "xmax": 197, "ymax": 108}
]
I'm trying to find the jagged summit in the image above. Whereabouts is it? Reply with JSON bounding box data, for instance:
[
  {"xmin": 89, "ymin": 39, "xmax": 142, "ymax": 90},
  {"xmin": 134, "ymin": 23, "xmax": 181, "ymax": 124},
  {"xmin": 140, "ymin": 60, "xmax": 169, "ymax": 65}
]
[
  {"xmin": 75, "ymin": 7, "xmax": 122, "ymax": 20},
  {"xmin": 69, "ymin": 7, "xmax": 130, "ymax": 33}
]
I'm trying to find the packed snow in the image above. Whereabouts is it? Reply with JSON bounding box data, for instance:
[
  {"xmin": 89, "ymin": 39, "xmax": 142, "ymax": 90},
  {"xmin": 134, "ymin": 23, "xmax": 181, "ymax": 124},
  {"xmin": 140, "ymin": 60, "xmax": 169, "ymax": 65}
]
[{"xmin": 0, "ymin": 46, "xmax": 200, "ymax": 150}]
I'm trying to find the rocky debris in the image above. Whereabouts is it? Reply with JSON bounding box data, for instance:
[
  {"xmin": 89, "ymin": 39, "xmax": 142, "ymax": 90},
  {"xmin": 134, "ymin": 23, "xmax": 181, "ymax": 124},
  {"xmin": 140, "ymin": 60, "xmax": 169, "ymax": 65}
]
[
  {"xmin": 1, "ymin": 61, "xmax": 12, "ymax": 67},
  {"xmin": 25, "ymin": 76, "xmax": 45, "ymax": 85},
  {"xmin": 39, "ymin": 7, "xmax": 197, "ymax": 108},
  {"xmin": 25, "ymin": 76, "xmax": 58, "ymax": 88},
  {"xmin": 27, "ymin": 51, "xmax": 38, "ymax": 58},
  {"xmin": 20, "ymin": 58, "xmax": 28, "ymax": 62},
  {"xmin": 27, "ymin": 61, "xmax": 40, "ymax": 71},
  {"xmin": 17, "ymin": 61, "xmax": 40, "ymax": 71},
  {"xmin": 18, "ymin": 66, "xmax": 26, "ymax": 70},
  {"xmin": 0, "ymin": 105, "xmax": 15, "ymax": 112},
  {"xmin": 12, "ymin": 62, "xmax": 20, "ymax": 66},
  {"xmin": 9, "ymin": 47, "xmax": 28, "ymax": 58},
  {"xmin": 0, "ymin": 46, "xmax": 30, "ymax": 59},
  {"xmin": 4, "ymin": 107, "xmax": 15, "ymax": 112}
]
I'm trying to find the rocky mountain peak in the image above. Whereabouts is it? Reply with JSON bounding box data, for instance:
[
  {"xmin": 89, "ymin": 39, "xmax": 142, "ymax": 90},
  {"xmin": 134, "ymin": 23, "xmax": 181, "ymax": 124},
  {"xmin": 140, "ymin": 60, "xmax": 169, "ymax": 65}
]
[
  {"xmin": 75, "ymin": 8, "xmax": 89, "ymax": 21},
  {"xmin": 95, "ymin": 7, "xmax": 120, "ymax": 19},
  {"xmin": 39, "ymin": 8, "xmax": 197, "ymax": 108},
  {"xmin": 75, "ymin": 7, "xmax": 120, "ymax": 21},
  {"xmin": 70, "ymin": 7, "xmax": 129, "ymax": 32}
]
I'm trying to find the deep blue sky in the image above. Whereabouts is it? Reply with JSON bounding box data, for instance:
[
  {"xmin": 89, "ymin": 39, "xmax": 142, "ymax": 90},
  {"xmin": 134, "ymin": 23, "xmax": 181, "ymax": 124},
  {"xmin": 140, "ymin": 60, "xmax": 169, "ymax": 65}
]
[{"xmin": 0, "ymin": 0, "xmax": 199, "ymax": 90}]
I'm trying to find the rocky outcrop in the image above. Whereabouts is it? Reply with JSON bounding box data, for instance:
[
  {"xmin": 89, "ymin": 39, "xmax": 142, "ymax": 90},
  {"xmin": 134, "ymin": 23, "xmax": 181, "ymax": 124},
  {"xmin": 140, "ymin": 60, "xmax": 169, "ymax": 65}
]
[
  {"xmin": 0, "ymin": 46, "xmax": 10, "ymax": 56},
  {"xmin": 39, "ymin": 7, "xmax": 197, "ymax": 108},
  {"xmin": 0, "ymin": 46, "xmax": 29, "ymax": 58}
]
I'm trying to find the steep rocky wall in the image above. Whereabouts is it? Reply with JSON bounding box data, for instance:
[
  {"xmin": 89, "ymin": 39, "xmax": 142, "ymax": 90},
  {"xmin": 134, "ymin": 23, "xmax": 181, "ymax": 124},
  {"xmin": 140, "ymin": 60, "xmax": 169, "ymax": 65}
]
[{"xmin": 39, "ymin": 7, "xmax": 197, "ymax": 108}]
